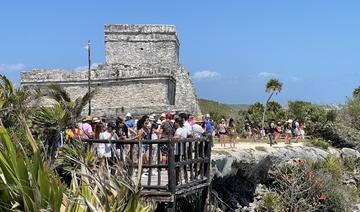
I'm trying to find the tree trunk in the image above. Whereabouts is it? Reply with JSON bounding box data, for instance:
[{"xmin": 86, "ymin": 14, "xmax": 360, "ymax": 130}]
[{"xmin": 261, "ymin": 92, "xmax": 274, "ymax": 130}]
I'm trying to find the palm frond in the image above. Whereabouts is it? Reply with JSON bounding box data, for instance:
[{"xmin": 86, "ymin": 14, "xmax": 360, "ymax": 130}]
[
  {"xmin": 265, "ymin": 78, "xmax": 283, "ymax": 93},
  {"xmin": 47, "ymin": 83, "xmax": 71, "ymax": 104}
]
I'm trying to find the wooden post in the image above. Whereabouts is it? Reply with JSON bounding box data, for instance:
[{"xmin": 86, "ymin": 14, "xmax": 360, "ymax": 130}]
[
  {"xmin": 148, "ymin": 144, "xmax": 153, "ymax": 186},
  {"xmin": 167, "ymin": 139, "xmax": 176, "ymax": 211},
  {"xmin": 204, "ymin": 136, "xmax": 212, "ymax": 179}
]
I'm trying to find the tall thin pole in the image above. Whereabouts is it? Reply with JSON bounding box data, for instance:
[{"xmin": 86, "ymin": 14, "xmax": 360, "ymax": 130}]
[{"xmin": 87, "ymin": 40, "xmax": 91, "ymax": 115}]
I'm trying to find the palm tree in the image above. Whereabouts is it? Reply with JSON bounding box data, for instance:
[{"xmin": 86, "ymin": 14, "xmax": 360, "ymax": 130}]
[
  {"xmin": 261, "ymin": 79, "xmax": 283, "ymax": 130},
  {"xmin": 353, "ymin": 86, "xmax": 360, "ymax": 99},
  {"xmin": 31, "ymin": 84, "xmax": 95, "ymax": 163}
]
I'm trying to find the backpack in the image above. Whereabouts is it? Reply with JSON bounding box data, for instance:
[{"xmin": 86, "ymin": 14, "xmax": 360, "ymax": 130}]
[{"xmin": 162, "ymin": 121, "xmax": 175, "ymax": 138}]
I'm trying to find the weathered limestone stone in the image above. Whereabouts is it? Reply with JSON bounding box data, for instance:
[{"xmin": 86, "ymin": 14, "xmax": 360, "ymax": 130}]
[{"xmin": 21, "ymin": 24, "xmax": 201, "ymax": 117}]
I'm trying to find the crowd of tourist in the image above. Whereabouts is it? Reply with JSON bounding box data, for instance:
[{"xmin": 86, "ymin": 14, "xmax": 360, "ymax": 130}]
[
  {"xmin": 64, "ymin": 113, "xmax": 306, "ymax": 163},
  {"xmin": 244, "ymin": 119, "xmax": 306, "ymax": 144},
  {"xmin": 64, "ymin": 112, "xmax": 219, "ymax": 182}
]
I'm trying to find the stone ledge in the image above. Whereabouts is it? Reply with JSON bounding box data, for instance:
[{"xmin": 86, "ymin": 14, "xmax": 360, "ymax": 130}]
[{"xmin": 104, "ymin": 24, "xmax": 176, "ymax": 34}]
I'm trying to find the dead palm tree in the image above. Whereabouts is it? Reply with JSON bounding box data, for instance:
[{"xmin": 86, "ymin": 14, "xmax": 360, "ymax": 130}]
[{"xmin": 261, "ymin": 79, "xmax": 283, "ymax": 130}]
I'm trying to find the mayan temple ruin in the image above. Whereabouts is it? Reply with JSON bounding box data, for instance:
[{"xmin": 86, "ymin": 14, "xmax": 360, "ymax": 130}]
[{"xmin": 21, "ymin": 24, "xmax": 201, "ymax": 117}]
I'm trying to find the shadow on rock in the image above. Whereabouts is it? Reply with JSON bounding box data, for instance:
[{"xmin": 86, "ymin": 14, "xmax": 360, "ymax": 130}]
[{"xmin": 211, "ymin": 156, "xmax": 273, "ymax": 210}]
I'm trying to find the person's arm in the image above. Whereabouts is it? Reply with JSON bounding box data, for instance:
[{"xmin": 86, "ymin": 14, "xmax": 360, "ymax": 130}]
[
  {"xmin": 128, "ymin": 128, "xmax": 137, "ymax": 136},
  {"xmin": 174, "ymin": 129, "xmax": 181, "ymax": 139}
]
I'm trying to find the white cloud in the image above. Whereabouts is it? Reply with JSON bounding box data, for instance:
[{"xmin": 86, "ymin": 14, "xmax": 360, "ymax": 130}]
[
  {"xmin": 257, "ymin": 72, "xmax": 277, "ymax": 78},
  {"xmin": 74, "ymin": 62, "xmax": 101, "ymax": 71},
  {"xmin": 0, "ymin": 64, "xmax": 25, "ymax": 72},
  {"xmin": 193, "ymin": 70, "xmax": 220, "ymax": 79}
]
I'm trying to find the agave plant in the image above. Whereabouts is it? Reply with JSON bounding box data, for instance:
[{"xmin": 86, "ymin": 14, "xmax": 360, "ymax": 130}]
[
  {"xmin": 0, "ymin": 125, "xmax": 64, "ymax": 211},
  {"xmin": 56, "ymin": 140, "xmax": 154, "ymax": 212},
  {"xmin": 0, "ymin": 74, "xmax": 39, "ymax": 153}
]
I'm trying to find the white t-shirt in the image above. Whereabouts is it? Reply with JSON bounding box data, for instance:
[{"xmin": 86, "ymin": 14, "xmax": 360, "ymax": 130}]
[
  {"xmin": 98, "ymin": 131, "xmax": 112, "ymax": 158},
  {"xmin": 176, "ymin": 127, "xmax": 189, "ymax": 139},
  {"xmin": 192, "ymin": 124, "xmax": 205, "ymax": 138},
  {"xmin": 175, "ymin": 127, "xmax": 188, "ymax": 155}
]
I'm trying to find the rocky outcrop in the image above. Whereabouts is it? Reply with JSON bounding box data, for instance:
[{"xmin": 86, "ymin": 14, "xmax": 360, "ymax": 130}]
[{"xmin": 210, "ymin": 145, "xmax": 345, "ymax": 211}]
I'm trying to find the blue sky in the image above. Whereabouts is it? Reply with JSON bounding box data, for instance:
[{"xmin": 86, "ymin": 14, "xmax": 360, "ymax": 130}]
[{"xmin": 1, "ymin": 1, "xmax": 360, "ymax": 105}]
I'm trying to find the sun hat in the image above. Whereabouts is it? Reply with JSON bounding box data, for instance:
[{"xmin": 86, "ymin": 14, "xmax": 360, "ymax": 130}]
[
  {"xmin": 194, "ymin": 115, "xmax": 204, "ymax": 123},
  {"xmin": 149, "ymin": 115, "xmax": 155, "ymax": 121},
  {"xmin": 205, "ymin": 114, "xmax": 210, "ymax": 118},
  {"xmin": 286, "ymin": 119, "xmax": 293, "ymax": 123},
  {"xmin": 82, "ymin": 115, "xmax": 92, "ymax": 122},
  {"xmin": 126, "ymin": 112, "xmax": 132, "ymax": 117},
  {"xmin": 92, "ymin": 117, "xmax": 101, "ymax": 123},
  {"xmin": 160, "ymin": 113, "xmax": 166, "ymax": 118}
]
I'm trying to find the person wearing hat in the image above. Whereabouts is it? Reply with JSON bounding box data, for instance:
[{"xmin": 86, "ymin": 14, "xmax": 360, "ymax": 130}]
[
  {"xmin": 125, "ymin": 112, "xmax": 135, "ymax": 128},
  {"xmin": 125, "ymin": 112, "xmax": 136, "ymax": 139},
  {"xmin": 158, "ymin": 113, "xmax": 166, "ymax": 124},
  {"xmin": 192, "ymin": 115, "xmax": 205, "ymax": 138},
  {"xmin": 204, "ymin": 114, "xmax": 214, "ymax": 136},
  {"xmin": 79, "ymin": 115, "xmax": 94, "ymax": 139}
]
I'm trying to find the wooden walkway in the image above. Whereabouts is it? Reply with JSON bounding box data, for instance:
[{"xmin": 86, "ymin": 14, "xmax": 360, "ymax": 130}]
[{"xmin": 85, "ymin": 137, "xmax": 212, "ymax": 211}]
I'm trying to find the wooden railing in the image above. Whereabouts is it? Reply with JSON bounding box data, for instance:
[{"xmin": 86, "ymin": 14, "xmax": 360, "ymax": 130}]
[{"xmin": 83, "ymin": 136, "xmax": 212, "ymax": 199}]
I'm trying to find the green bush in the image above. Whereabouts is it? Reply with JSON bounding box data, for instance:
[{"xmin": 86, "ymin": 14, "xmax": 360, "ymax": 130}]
[
  {"xmin": 309, "ymin": 138, "xmax": 330, "ymax": 150},
  {"xmin": 268, "ymin": 157, "xmax": 356, "ymax": 211},
  {"xmin": 257, "ymin": 192, "xmax": 283, "ymax": 212},
  {"xmin": 255, "ymin": 146, "xmax": 267, "ymax": 152},
  {"xmin": 343, "ymin": 157, "xmax": 356, "ymax": 171}
]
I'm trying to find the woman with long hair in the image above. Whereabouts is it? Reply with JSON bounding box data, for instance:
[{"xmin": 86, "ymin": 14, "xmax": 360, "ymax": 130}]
[{"xmin": 227, "ymin": 118, "xmax": 237, "ymax": 148}]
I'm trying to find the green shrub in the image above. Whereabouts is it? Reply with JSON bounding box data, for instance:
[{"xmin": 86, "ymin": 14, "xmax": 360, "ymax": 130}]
[
  {"xmin": 255, "ymin": 146, "xmax": 267, "ymax": 152},
  {"xmin": 311, "ymin": 155, "xmax": 343, "ymax": 180},
  {"xmin": 309, "ymin": 138, "xmax": 330, "ymax": 150},
  {"xmin": 257, "ymin": 192, "xmax": 283, "ymax": 212},
  {"xmin": 343, "ymin": 157, "xmax": 356, "ymax": 171}
]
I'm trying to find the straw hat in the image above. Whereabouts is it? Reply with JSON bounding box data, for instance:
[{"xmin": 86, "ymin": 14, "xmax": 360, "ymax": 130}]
[
  {"xmin": 92, "ymin": 117, "xmax": 101, "ymax": 123},
  {"xmin": 194, "ymin": 115, "xmax": 204, "ymax": 123},
  {"xmin": 160, "ymin": 113, "xmax": 166, "ymax": 118},
  {"xmin": 82, "ymin": 115, "xmax": 92, "ymax": 122}
]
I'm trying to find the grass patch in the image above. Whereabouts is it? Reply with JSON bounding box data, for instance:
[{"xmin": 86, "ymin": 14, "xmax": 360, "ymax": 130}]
[
  {"xmin": 255, "ymin": 146, "xmax": 267, "ymax": 152},
  {"xmin": 212, "ymin": 150, "xmax": 231, "ymax": 156},
  {"xmin": 307, "ymin": 138, "xmax": 330, "ymax": 150},
  {"xmin": 343, "ymin": 157, "xmax": 356, "ymax": 171}
]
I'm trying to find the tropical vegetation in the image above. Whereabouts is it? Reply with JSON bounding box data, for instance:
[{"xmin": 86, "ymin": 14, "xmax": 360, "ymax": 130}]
[{"xmin": 0, "ymin": 75, "xmax": 154, "ymax": 211}]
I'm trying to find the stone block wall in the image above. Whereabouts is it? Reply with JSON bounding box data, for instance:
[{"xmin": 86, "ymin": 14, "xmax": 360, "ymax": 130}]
[
  {"xmin": 104, "ymin": 24, "xmax": 179, "ymax": 67},
  {"xmin": 21, "ymin": 24, "xmax": 201, "ymax": 118}
]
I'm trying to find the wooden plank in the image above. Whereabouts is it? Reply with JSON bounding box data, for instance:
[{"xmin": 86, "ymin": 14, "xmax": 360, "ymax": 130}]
[
  {"xmin": 175, "ymin": 179, "xmax": 208, "ymax": 190},
  {"xmin": 175, "ymin": 183, "xmax": 210, "ymax": 196},
  {"xmin": 142, "ymin": 185, "xmax": 168, "ymax": 190}
]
